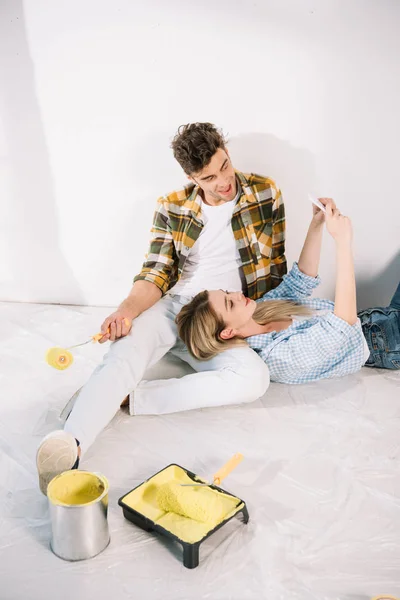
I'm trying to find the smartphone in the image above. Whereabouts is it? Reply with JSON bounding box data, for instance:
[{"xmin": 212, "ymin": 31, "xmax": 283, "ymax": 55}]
[{"xmin": 308, "ymin": 194, "xmax": 326, "ymax": 213}]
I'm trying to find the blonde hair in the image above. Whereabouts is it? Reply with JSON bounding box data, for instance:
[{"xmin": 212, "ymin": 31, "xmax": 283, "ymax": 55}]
[{"xmin": 176, "ymin": 292, "xmax": 312, "ymax": 361}]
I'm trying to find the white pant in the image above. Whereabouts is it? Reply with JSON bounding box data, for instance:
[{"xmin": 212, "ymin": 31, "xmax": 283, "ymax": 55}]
[{"xmin": 64, "ymin": 294, "xmax": 270, "ymax": 452}]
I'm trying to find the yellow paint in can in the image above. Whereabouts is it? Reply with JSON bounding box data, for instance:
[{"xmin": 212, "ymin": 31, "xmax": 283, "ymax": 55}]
[{"xmin": 47, "ymin": 470, "xmax": 108, "ymax": 506}]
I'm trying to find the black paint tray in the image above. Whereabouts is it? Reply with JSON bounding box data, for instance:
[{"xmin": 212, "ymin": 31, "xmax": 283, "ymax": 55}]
[{"xmin": 118, "ymin": 463, "xmax": 249, "ymax": 568}]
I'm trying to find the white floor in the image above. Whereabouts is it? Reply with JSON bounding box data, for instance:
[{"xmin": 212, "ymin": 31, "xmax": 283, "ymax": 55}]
[{"xmin": 1, "ymin": 301, "xmax": 399, "ymax": 600}]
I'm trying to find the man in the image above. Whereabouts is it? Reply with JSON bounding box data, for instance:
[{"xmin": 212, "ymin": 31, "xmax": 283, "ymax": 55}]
[{"xmin": 36, "ymin": 123, "xmax": 287, "ymax": 494}]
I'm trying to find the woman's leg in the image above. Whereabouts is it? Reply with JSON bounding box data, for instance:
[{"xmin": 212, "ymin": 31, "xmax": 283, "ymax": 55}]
[
  {"xmin": 358, "ymin": 304, "xmax": 400, "ymax": 370},
  {"xmin": 389, "ymin": 281, "xmax": 400, "ymax": 309}
]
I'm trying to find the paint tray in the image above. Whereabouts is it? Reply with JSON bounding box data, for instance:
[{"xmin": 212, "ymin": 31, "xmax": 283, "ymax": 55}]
[{"xmin": 118, "ymin": 463, "xmax": 249, "ymax": 568}]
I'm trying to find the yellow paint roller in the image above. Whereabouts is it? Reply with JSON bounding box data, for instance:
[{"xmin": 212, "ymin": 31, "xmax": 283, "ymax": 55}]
[
  {"xmin": 45, "ymin": 347, "xmax": 74, "ymax": 370},
  {"xmin": 156, "ymin": 482, "xmax": 226, "ymax": 524},
  {"xmin": 156, "ymin": 454, "xmax": 243, "ymax": 523},
  {"xmin": 45, "ymin": 318, "xmax": 131, "ymax": 370}
]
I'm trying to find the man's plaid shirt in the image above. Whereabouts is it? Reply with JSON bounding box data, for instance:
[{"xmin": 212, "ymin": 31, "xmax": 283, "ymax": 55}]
[{"xmin": 134, "ymin": 170, "xmax": 287, "ymax": 299}]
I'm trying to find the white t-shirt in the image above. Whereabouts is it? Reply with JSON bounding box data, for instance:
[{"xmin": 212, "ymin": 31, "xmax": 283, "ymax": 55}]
[{"xmin": 169, "ymin": 191, "xmax": 244, "ymax": 298}]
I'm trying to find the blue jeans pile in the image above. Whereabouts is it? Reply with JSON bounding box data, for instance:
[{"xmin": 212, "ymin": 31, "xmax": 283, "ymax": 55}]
[{"xmin": 358, "ymin": 282, "xmax": 400, "ymax": 370}]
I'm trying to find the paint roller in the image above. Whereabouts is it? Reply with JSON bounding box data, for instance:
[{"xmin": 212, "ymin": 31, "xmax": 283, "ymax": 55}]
[
  {"xmin": 45, "ymin": 318, "xmax": 131, "ymax": 369},
  {"xmin": 156, "ymin": 454, "xmax": 243, "ymax": 523}
]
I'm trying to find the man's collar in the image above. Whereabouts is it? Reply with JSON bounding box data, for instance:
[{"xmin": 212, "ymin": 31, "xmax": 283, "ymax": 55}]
[
  {"xmin": 235, "ymin": 170, "xmax": 258, "ymax": 205},
  {"xmin": 186, "ymin": 170, "xmax": 257, "ymax": 217}
]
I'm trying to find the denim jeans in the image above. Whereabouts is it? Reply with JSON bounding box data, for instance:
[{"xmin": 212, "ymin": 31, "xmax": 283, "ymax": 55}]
[{"xmin": 358, "ymin": 282, "xmax": 400, "ymax": 370}]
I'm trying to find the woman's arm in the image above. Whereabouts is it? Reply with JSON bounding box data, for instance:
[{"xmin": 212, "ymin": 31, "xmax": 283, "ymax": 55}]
[
  {"xmin": 325, "ymin": 204, "xmax": 357, "ymax": 325},
  {"xmin": 298, "ymin": 197, "xmax": 334, "ymax": 277},
  {"xmin": 261, "ymin": 199, "xmax": 332, "ymax": 302},
  {"xmin": 298, "ymin": 219, "xmax": 324, "ymax": 277}
]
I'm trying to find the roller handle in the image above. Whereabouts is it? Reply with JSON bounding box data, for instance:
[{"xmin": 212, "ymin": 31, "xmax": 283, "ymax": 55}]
[
  {"xmin": 92, "ymin": 318, "xmax": 131, "ymax": 342},
  {"xmin": 212, "ymin": 453, "xmax": 243, "ymax": 486}
]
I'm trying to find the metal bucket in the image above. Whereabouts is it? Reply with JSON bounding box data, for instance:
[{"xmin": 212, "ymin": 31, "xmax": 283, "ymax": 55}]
[{"xmin": 47, "ymin": 470, "xmax": 110, "ymax": 561}]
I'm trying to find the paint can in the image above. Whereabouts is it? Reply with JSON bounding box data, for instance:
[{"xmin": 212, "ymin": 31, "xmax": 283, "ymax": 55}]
[{"xmin": 47, "ymin": 470, "xmax": 110, "ymax": 561}]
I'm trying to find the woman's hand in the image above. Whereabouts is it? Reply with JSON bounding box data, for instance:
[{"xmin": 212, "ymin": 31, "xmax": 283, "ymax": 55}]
[
  {"xmin": 312, "ymin": 197, "xmax": 336, "ymax": 224},
  {"xmin": 325, "ymin": 202, "xmax": 353, "ymax": 246},
  {"xmin": 298, "ymin": 198, "xmax": 333, "ymax": 278}
]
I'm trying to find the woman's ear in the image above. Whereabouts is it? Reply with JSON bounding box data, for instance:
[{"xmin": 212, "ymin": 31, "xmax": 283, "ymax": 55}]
[{"xmin": 220, "ymin": 328, "xmax": 235, "ymax": 340}]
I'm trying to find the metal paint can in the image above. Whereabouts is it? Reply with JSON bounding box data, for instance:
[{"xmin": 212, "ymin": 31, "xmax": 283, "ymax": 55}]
[{"xmin": 47, "ymin": 470, "xmax": 110, "ymax": 561}]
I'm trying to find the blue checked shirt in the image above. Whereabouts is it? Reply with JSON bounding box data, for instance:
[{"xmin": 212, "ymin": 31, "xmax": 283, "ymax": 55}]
[{"xmin": 247, "ymin": 262, "xmax": 367, "ymax": 383}]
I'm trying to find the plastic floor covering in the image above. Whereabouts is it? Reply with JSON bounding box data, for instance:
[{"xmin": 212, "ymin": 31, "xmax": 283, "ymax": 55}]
[{"xmin": 1, "ymin": 301, "xmax": 399, "ymax": 600}]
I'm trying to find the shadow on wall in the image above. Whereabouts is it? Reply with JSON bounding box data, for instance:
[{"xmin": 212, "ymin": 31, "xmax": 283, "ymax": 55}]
[
  {"xmin": 228, "ymin": 132, "xmax": 317, "ymax": 252},
  {"xmin": 228, "ymin": 131, "xmax": 319, "ymax": 277},
  {"xmin": 228, "ymin": 132, "xmax": 316, "ymax": 201},
  {"xmin": 227, "ymin": 133, "xmax": 400, "ymax": 308},
  {"xmin": 0, "ymin": 1, "xmax": 85, "ymax": 304},
  {"xmin": 357, "ymin": 250, "xmax": 400, "ymax": 310}
]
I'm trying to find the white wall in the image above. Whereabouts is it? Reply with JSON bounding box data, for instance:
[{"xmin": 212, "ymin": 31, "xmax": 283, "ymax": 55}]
[{"xmin": 1, "ymin": 0, "xmax": 399, "ymax": 308}]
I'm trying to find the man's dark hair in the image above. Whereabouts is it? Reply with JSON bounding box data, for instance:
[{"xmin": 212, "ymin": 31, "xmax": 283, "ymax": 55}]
[{"xmin": 171, "ymin": 122, "xmax": 227, "ymax": 175}]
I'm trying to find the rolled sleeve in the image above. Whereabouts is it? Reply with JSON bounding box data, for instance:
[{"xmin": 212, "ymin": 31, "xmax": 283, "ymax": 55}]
[
  {"xmin": 323, "ymin": 312, "xmax": 363, "ymax": 337},
  {"xmin": 261, "ymin": 262, "xmax": 321, "ymax": 301},
  {"xmin": 133, "ymin": 269, "xmax": 172, "ymax": 295},
  {"xmin": 133, "ymin": 198, "xmax": 178, "ymax": 294}
]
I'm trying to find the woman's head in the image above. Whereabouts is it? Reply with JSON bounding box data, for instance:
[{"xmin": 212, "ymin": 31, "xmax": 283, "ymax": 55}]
[
  {"xmin": 176, "ymin": 290, "xmax": 312, "ymax": 361},
  {"xmin": 176, "ymin": 290, "xmax": 255, "ymax": 360}
]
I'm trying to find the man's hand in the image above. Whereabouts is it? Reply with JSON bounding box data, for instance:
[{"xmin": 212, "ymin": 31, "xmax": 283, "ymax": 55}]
[
  {"xmin": 97, "ymin": 280, "xmax": 163, "ymax": 343},
  {"xmin": 98, "ymin": 306, "xmax": 135, "ymax": 343}
]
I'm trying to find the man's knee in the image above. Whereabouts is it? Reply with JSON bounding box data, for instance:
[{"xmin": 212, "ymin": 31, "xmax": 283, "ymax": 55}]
[
  {"xmin": 216, "ymin": 346, "xmax": 269, "ymax": 397},
  {"xmin": 242, "ymin": 347, "xmax": 270, "ymax": 394},
  {"xmin": 255, "ymin": 364, "xmax": 270, "ymax": 397},
  {"xmin": 241, "ymin": 361, "xmax": 270, "ymax": 399},
  {"xmin": 224, "ymin": 351, "xmax": 270, "ymax": 401}
]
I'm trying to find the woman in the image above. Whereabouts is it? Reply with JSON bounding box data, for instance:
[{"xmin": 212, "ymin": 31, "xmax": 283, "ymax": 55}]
[{"xmin": 176, "ymin": 199, "xmax": 400, "ymax": 383}]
